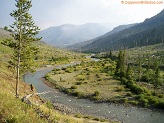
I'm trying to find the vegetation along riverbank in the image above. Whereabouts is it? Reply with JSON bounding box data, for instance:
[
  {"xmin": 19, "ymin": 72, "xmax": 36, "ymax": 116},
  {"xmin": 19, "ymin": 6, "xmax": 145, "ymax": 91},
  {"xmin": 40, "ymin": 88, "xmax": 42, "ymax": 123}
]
[{"xmin": 45, "ymin": 44, "xmax": 164, "ymax": 111}]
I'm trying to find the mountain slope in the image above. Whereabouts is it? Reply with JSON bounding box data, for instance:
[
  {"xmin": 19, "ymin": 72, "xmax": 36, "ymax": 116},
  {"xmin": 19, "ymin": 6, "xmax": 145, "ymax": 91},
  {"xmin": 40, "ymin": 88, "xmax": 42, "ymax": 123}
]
[
  {"xmin": 67, "ymin": 23, "xmax": 136, "ymax": 50},
  {"xmin": 0, "ymin": 27, "xmax": 11, "ymax": 38},
  {"xmin": 37, "ymin": 23, "xmax": 111, "ymax": 47},
  {"xmin": 81, "ymin": 9, "xmax": 164, "ymax": 52}
]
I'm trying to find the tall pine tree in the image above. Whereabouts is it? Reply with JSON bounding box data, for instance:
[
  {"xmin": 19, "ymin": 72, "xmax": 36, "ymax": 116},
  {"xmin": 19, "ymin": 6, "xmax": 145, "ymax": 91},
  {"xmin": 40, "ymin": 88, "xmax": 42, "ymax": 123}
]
[
  {"xmin": 115, "ymin": 50, "xmax": 126, "ymax": 78},
  {"xmin": 9, "ymin": 0, "xmax": 41, "ymax": 97}
]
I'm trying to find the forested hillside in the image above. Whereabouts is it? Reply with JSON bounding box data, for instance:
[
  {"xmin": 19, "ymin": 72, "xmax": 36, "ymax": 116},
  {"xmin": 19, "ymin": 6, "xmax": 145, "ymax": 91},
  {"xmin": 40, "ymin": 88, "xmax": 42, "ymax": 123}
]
[
  {"xmin": 67, "ymin": 23, "xmax": 136, "ymax": 51},
  {"xmin": 81, "ymin": 9, "xmax": 164, "ymax": 53}
]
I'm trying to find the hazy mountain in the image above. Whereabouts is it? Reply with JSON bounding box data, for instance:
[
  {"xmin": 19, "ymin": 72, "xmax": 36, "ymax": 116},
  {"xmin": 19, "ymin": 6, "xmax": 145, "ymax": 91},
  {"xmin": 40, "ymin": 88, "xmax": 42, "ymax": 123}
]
[
  {"xmin": 0, "ymin": 28, "xmax": 11, "ymax": 38},
  {"xmin": 37, "ymin": 23, "xmax": 111, "ymax": 47},
  {"xmin": 67, "ymin": 23, "xmax": 136, "ymax": 51},
  {"xmin": 80, "ymin": 9, "xmax": 164, "ymax": 53}
]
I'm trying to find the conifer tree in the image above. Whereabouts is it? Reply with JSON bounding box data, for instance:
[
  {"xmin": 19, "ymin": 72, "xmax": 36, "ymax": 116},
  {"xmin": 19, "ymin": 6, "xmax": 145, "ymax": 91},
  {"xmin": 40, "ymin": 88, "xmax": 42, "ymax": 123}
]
[
  {"xmin": 137, "ymin": 54, "xmax": 142, "ymax": 82},
  {"xmin": 153, "ymin": 61, "xmax": 161, "ymax": 92},
  {"xmin": 126, "ymin": 64, "xmax": 132, "ymax": 80},
  {"xmin": 109, "ymin": 50, "xmax": 113, "ymax": 59},
  {"xmin": 115, "ymin": 50, "xmax": 126, "ymax": 78},
  {"xmin": 9, "ymin": 0, "xmax": 41, "ymax": 97}
]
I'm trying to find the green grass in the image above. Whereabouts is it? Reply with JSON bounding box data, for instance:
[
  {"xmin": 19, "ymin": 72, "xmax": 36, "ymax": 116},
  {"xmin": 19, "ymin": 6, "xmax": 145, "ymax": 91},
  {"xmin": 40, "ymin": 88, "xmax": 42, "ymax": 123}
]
[
  {"xmin": 46, "ymin": 55, "xmax": 164, "ymax": 109},
  {"xmin": 0, "ymin": 37, "xmax": 114, "ymax": 123},
  {"xmin": 47, "ymin": 60, "xmax": 128, "ymax": 102},
  {"xmin": 34, "ymin": 42, "xmax": 87, "ymax": 67}
]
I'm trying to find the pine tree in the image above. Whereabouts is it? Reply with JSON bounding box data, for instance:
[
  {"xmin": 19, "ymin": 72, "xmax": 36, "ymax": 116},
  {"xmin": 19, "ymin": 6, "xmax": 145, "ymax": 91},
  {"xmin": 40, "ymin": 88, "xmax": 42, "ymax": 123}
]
[
  {"xmin": 137, "ymin": 54, "xmax": 142, "ymax": 82},
  {"xmin": 115, "ymin": 50, "xmax": 126, "ymax": 78},
  {"xmin": 9, "ymin": 0, "xmax": 41, "ymax": 97},
  {"xmin": 109, "ymin": 50, "xmax": 112, "ymax": 59},
  {"xmin": 126, "ymin": 64, "xmax": 132, "ymax": 80},
  {"xmin": 153, "ymin": 61, "xmax": 161, "ymax": 92}
]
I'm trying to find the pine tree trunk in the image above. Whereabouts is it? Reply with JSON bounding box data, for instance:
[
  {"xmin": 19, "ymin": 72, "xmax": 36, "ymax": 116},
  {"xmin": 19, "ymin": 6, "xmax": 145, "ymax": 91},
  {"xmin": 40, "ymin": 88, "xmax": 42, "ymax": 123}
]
[
  {"xmin": 16, "ymin": 54, "xmax": 20, "ymax": 97},
  {"xmin": 16, "ymin": 22, "xmax": 22, "ymax": 97},
  {"xmin": 16, "ymin": 42, "xmax": 21, "ymax": 97}
]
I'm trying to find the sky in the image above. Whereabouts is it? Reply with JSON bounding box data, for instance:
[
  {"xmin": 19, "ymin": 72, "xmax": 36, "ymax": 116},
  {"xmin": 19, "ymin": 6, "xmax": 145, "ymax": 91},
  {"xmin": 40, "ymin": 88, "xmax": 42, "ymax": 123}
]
[{"xmin": 0, "ymin": 0, "xmax": 163, "ymax": 30}]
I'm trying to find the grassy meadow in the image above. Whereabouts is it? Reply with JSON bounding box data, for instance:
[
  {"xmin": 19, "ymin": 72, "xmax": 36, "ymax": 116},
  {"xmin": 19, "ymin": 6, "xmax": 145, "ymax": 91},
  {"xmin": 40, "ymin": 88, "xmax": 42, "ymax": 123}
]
[
  {"xmin": 46, "ymin": 59, "xmax": 128, "ymax": 102},
  {"xmin": 46, "ymin": 44, "xmax": 164, "ymax": 109}
]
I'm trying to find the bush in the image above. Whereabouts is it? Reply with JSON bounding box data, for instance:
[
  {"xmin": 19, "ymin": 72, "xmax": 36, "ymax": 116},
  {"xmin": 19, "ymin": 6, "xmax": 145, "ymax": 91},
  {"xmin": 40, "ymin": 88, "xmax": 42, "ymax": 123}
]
[
  {"xmin": 74, "ymin": 114, "xmax": 82, "ymax": 118},
  {"xmin": 156, "ymin": 101, "xmax": 164, "ymax": 109},
  {"xmin": 64, "ymin": 88, "xmax": 72, "ymax": 94},
  {"xmin": 93, "ymin": 117, "xmax": 100, "ymax": 121},
  {"xmin": 147, "ymin": 96, "xmax": 158, "ymax": 104},
  {"xmin": 135, "ymin": 94, "xmax": 145, "ymax": 100},
  {"xmin": 140, "ymin": 98, "xmax": 149, "ymax": 107},
  {"xmin": 158, "ymin": 94, "xmax": 163, "ymax": 98},
  {"xmin": 97, "ymin": 78, "xmax": 102, "ymax": 81},
  {"xmin": 126, "ymin": 92, "xmax": 133, "ymax": 96},
  {"xmin": 70, "ymin": 85, "xmax": 77, "ymax": 89},
  {"xmin": 96, "ymin": 74, "xmax": 100, "ymax": 78},
  {"xmin": 122, "ymin": 98, "xmax": 128, "ymax": 103},
  {"xmin": 93, "ymin": 90, "xmax": 100, "ymax": 96},
  {"xmin": 130, "ymin": 100, "xmax": 138, "ymax": 105},
  {"xmin": 75, "ymin": 82, "xmax": 83, "ymax": 85},
  {"xmin": 73, "ymin": 91, "xmax": 83, "ymax": 98},
  {"xmin": 65, "ymin": 69, "xmax": 72, "ymax": 73},
  {"xmin": 5, "ymin": 116, "xmax": 17, "ymax": 123},
  {"xmin": 62, "ymin": 67, "xmax": 66, "ymax": 70},
  {"xmin": 121, "ymin": 77, "xmax": 127, "ymax": 84},
  {"xmin": 116, "ymin": 87, "xmax": 124, "ymax": 92}
]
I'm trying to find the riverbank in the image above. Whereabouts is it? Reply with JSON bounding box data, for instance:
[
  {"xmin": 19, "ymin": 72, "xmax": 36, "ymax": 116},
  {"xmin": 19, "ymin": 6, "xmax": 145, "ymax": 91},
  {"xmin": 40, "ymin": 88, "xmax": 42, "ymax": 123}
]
[
  {"xmin": 24, "ymin": 66, "xmax": 164, "ymax": 123},
  {"xmin": 43, "ymin": 76, "xmax": 164, "ymax": 114}
]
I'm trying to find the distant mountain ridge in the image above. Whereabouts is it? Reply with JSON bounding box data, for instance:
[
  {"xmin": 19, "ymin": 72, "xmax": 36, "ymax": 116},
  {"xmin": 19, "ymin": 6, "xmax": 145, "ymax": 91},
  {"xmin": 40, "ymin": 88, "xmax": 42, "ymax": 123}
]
[
  {"xmin": 67, "ymin": 23, "xmax": 136, "ymax": 50},
  {"xmin": 37, "ymin": 23, "xmax": 111, "ymax": 47},
  {"xmin": 80, "ymin": 9, "xmax": 164, "ymax": 52}
]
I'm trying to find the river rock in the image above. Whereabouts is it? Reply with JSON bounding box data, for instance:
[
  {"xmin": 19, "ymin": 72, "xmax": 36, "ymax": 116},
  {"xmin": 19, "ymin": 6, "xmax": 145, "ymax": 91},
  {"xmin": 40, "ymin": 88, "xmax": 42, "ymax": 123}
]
[{"xmin": 53, "ymin": 103, "xmax": 77, "ymax": 114}]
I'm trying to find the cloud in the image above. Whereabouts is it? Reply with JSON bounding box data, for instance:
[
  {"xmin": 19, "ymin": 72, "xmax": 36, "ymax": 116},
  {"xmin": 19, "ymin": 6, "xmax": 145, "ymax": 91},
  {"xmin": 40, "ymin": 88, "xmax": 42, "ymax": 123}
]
[{"xmin": 0, "ymin": 0, "xmax": 163, "ymax": 29}]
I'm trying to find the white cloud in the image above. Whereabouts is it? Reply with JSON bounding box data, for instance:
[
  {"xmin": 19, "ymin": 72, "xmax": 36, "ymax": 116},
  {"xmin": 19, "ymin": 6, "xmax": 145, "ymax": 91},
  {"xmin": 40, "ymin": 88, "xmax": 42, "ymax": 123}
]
[{"xmin": 0, "ymin": 0, "xmax": 163, "ymax": 29}]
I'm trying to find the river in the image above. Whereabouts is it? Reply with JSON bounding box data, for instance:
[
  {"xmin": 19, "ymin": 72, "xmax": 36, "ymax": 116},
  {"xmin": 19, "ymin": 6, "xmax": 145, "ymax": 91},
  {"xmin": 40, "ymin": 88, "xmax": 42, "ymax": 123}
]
[{"xmin": 23, "ymin": 62, "xmax": 164, "ymax": 123}]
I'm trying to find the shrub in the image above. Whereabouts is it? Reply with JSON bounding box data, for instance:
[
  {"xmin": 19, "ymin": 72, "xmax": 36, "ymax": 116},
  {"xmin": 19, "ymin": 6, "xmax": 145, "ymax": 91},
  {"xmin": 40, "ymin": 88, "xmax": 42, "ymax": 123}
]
[
  {"xmin": 156, "ymin": 101, "xmax": 164, "ymax": 109},
  {"xmin": 116, "ymin": 87, "xmax": 124, "ymax": 92},
  {"xmin": 75, "ymin": 82, "xmax": 83, "ymax": 85},
  {"xmin": 121, "ymin": 77, "xmax": 127, "ymax": 84},
  {"xmin": 64, "ymin": 88, "xmax": 72, "ymax": 94},
  {"xmin": 86, "ymin": 72, "xmax": 90, "ymax": 75},
  {"xmin": 96, "ymin": 74, "xmax": 100, "ymax": 78},
  {"xmin": 135, "ymin": 94, "xmax": 145, "ymax": 100},
  {"xmin": 70, "ymin": 85, "xmax": 77, "ymax": 89},
  {"xmin": 74, "ymin": 114, "xmax": 82, "ymax": 118},
  {"xmin": 93, "ymin": 90, "xmax": 100, "ymax": 96},
  {"xmin": 93, "ymin": 117, "xmax": 100, "ymax": 121},
  {"xmin": 5, "ymin": 116, "xmax": 17, "ymax": 123},
  {"xmin": 147, "ymin": 96, "xmax": 159, "ymax": 107},
  {"xmin": 158, "ymin": 94, "xmax": 163, "ymax": 98},
  {"xmin": 46, "ymin": 101, "xmax": 54, "ymax": 109},
  {"xmin": 126, "ymin": 92, "xmax": 133, "ymax": 96},
  {"xmin": 65, "ymin": 69, "xmax": 71, "ymax": 73},
  {"xmin": 74, "ymin": 91, "xmax": 83, "ymax": 98},
  {"xmin": 140, "ymin": 98, "xmax": 149, "ymax": 107},
  {"xmin": 62, "ymin": 67, "xmax": 66, "ymax": 70},
  {"xmin": 130, "ymin": 100, "xmax": 138, "ymax": 105},
  {"xmin": 122, "ymin": 98, "xmax": 128, "ymax": 103},
  {"xmin": 97, "ymin": 78, "xmax": 102, "ymax": 81}
]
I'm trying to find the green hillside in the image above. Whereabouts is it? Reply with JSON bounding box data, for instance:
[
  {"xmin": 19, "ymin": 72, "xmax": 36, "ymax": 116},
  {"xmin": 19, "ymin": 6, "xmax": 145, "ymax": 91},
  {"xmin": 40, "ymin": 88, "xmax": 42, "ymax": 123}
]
[{"xmin": 0, "ymin": 36, "xmax": 112, "ymax": 123}]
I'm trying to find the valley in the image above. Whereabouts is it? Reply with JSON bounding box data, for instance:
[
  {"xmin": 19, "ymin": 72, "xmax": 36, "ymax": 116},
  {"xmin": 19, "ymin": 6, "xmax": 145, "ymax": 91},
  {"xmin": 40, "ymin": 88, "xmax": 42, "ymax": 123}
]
[{"xmin": 0, "ymin": 1, "xmax": 164, "ymax": 123}]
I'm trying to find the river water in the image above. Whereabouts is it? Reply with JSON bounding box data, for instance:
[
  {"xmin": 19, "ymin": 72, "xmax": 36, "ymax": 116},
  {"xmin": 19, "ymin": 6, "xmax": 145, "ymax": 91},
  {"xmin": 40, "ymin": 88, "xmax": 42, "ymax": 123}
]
[{"xmin": 23, "ymin": 63, "xmax": 164, "ymax": 123}]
